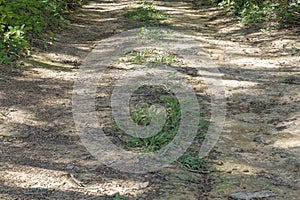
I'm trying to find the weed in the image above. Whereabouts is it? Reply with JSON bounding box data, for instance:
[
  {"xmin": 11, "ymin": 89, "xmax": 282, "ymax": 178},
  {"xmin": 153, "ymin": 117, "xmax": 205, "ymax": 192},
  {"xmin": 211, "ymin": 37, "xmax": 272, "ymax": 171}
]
[
  {"xmin": 121, "ymin": 48, "xmax": 178, "ymax": 66},
  {"xmin": 124, "ymin": 95, "xmax": 181, "ymax": 152},
  {"xmin": 150, "ymin": 54, "xmax": 177, "ymax": 66},
  {"xmin": 122, "ymin": 48, "xmax": 155, "ymax": 64},
  {"xmin": 282, "ymin": 43, "xmax": 299, "ymax": 55},
  {"xmin": 178, "ymin": 154, "xmax": 205, "ymax": 170},
  {"xmin": 113, "ymin": 92, "xmax": 208, "ymax": 168},
  {"xmin": 138, "ymin": 27, "xmax": 171, "ymax": 43}
]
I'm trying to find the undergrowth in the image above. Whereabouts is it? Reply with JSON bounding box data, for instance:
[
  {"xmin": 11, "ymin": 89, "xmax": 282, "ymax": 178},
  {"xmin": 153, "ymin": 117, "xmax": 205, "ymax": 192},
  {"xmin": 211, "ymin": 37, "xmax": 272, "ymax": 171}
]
[
  {"xmin": 217, "ymin": 0, "xmax": 300, "ymax": 26},
  {"xmin": 0, "ymin": 0, "xmax": 85, "ymax": 65}
]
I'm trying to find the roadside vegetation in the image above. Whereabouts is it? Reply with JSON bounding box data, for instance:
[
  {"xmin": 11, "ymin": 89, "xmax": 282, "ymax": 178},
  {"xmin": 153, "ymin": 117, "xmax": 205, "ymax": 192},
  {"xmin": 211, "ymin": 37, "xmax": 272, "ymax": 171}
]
[
  {"xmin": 208, "ymin": 0, "xmax": 300, "ymax": 26},
  {"xmin": 0, "ymin": 0, "xmax": 85, "ymax": 64}
]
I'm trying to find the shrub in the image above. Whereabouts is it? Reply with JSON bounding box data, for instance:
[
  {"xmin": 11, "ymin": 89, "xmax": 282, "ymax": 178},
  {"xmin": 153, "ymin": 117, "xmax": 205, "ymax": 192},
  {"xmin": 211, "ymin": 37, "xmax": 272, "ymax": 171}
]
[
  {"xmin": 0, "ymin": 0, "xmax": 85, "ymax": 64},
  {"xmin": 0, "ymin": 25, "xmax": 29, "ymax": 64},
  {"xmin": 218, "ymin": 0, "xmax": 300, "ymax": 25}
]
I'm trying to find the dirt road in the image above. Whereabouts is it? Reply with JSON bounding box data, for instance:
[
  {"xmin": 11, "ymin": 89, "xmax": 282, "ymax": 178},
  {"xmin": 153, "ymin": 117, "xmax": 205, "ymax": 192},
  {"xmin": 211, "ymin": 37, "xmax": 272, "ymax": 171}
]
[{"xmin": 1, "ymin": 0, "xmax": 299, "ymax": 199}]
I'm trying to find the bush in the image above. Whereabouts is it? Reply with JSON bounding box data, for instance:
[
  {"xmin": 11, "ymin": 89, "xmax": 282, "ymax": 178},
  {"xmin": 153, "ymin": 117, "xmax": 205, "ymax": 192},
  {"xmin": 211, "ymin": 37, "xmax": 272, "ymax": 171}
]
[
  {"xmin": 218, "ymin": 0, "xmax": 300, "ymax": 25},
  {"xmin": 0, "ymin": 0, "xmax": 85, "ymax": 64},
  {"xmin": 0, "ymin": 25, "xmax": 29, "ymax": 64}
]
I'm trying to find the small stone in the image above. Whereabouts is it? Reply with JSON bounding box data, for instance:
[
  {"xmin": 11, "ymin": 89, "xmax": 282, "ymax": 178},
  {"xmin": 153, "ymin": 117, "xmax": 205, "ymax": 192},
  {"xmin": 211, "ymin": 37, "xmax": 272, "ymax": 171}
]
[
  {"xmin": 279, "ymin": 153, "xmax": 287, "ymax": 158},
  {"xmin": 30, "ymin": 185, "xmax": 47, "ymax": 190},
  {"xmin": 66, "ymin": 164, "xmax": 74, "ymax": 170},
  {"xmin": 229, "ymin": 190, "xmax": 276, "ymax": 200}
]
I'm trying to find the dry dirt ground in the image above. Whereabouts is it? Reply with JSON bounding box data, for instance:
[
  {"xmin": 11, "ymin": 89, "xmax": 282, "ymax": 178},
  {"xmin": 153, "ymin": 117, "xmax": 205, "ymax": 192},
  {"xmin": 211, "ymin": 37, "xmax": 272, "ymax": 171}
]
[{"xmin": 0, "ymin": 0, "xmax": 299, "ymax": 199}]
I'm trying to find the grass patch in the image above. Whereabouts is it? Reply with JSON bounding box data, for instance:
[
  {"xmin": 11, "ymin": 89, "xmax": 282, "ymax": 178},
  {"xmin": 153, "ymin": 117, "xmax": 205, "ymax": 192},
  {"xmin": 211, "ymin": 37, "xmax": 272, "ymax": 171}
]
[
  {"xmin": 111, "ymin": 86, "xmax": 209, "ymax": 170},
  {"xmin": 122, "ymin": 95, "xmax": 181, "ymax": 152},
  {"xmin": 114, "ymin": 45, "xmax": 209, "ymax": 171},
  {"xmin": 121, "ymin": 48, "xmax": 178, "ymax": 66},
  {"xmin": 125, "ymin": 0, "xmax": 167, "ymax": 24},
  {"xmin": 178, "ymin": 154, "xmax": 205, "ymax": 170}
]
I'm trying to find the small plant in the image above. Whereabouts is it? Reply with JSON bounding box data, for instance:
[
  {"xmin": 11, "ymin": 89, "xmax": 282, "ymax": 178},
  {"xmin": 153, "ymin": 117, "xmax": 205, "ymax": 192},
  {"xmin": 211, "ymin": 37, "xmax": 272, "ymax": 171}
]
[
  {"xmin": 138, "ymin": 27, "xmax": 171, "ymax": 42},
  {"xmin": 282, "ymin": 43, "xmax": 299, "ymax": 55},
  {"xmin": 125, "ymin": 95, "xmax": 181, "ymax": 152},
  {"xmin": 150, "ymin": 54, "xmax": 177, "ymax": 66},
  {"xmin": 0, "ymin": 25, "xmax": 29, "ymax": 64},
  {"xmin": 291, "ymin": 47, "xmax": 298, "ymax": 55},
  {"xmin": 122, "ymin": 48, "xmax": 155, "ymax": 64},
  {"xmin": 283, "ymin": 76, "xmax": 299, "ymax": 84},
  {"xmin": 178, "ymin": 154, "xmax": 205, "ymax": 170},
  {"xmin": 121, "ymin": 48, "xmax": 178, "ymax": 66}
]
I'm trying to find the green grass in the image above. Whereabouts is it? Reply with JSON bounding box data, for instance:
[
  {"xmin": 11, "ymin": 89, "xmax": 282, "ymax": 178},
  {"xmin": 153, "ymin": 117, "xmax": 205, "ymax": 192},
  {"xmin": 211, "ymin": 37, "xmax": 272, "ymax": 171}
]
[
  {"xmin": 178, "ymin": 154, "xmax": 205, "ymax": 170},
  {"xmin": 125, "ymin": 95, "xmax": 181, "ymax": 152},
  {"xmin": 125, "ymin": 0, "xmax": 167, "ymax": 24},
  {"xmin": 111, "ymin": 92, "xmax": 208, "ymax": 170},
  {"xmin": 115, "ymin": 44, "xmax": 208, "ymax": 170}
]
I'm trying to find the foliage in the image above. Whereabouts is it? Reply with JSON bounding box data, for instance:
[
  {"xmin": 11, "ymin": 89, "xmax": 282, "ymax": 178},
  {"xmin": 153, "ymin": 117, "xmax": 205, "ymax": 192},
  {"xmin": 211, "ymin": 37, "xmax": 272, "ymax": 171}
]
[
  {"xmin": 0, "ymin": 0, "xmax": 85, "ymax": 64},
  {"xmin": 0, "ymin": 25, "xmax": 29, "ymax": 64},
  {"xmin": 217, "ymin": 0, "xmax": 300, "ymax": 25}
]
